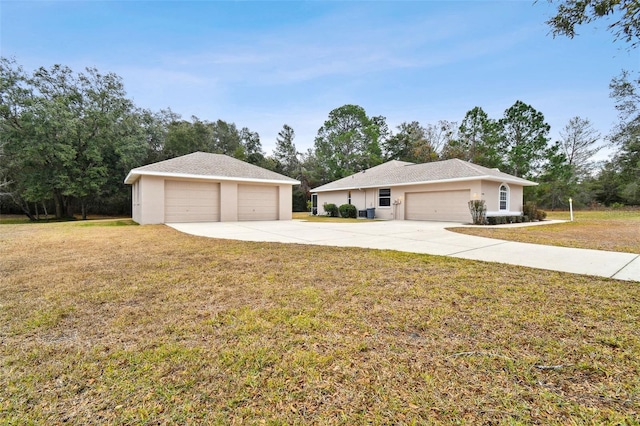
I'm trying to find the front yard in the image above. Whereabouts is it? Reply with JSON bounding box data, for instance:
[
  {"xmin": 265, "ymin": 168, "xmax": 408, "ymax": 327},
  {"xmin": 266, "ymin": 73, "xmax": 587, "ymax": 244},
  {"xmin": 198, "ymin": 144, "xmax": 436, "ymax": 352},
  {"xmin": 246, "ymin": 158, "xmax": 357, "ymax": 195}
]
[
  {"xmin": 450, "ymin": 210, "xmax": 640, "ymax": 254},
  {"xmin": 1, "ymin": 219, "xmax": 639, "ymax": 424}
]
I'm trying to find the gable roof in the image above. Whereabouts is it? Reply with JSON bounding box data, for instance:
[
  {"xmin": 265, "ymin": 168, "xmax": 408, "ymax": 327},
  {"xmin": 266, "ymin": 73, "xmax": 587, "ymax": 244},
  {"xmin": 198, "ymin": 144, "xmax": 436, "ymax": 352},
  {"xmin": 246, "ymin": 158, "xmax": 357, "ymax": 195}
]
[
  {"xmin": 311, "ymin": 159, "xmax": 536, "ymax": 192},
  {"xmin": 124, "ymin": 152, "xmax": 300, "ymax": 185}
]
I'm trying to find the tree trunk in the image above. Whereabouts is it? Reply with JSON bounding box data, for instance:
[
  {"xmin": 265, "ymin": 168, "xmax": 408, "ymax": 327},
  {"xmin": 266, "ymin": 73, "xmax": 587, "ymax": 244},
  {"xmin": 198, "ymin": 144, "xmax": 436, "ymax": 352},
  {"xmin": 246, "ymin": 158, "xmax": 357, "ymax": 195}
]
[
  {"xmin": 81, "ymin": 199, "xmax": 87, "ymax": 220},
  {"xmin": 9, "ymin": 193, "xmax": 36, "ymax": 221},
  {"xmin": 54, "ymin": 192, "xmax": 63, "ymax": 219},
  {"xmin": 66, "ymin": 198, "xmax": 74, "ymax": 218}
]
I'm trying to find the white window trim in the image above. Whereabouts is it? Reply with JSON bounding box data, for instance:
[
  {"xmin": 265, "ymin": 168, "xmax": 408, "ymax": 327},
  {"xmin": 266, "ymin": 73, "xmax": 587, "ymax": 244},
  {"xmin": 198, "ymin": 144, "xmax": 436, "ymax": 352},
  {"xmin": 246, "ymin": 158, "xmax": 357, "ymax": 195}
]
[
  {"xmin": 378, "ymin": 188, "xmax": 391, "ymax": 209},
  {"xmin": 499, "ymin": 183, "xmax": 509, "ymax": 211}
]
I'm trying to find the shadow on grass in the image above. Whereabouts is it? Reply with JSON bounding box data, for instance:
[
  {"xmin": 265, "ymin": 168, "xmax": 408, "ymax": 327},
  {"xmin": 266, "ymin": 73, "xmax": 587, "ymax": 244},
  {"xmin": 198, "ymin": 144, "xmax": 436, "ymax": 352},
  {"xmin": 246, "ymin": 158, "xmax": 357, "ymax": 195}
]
[{"xmin": 1, "ymin": 216, "xmax": 137, "ymax": 226}]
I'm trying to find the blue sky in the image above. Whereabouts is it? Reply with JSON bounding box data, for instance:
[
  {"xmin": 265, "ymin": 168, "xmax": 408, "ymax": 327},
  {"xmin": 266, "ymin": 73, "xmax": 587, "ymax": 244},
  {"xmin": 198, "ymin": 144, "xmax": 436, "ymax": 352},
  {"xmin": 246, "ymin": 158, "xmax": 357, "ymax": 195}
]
[{"xmin": 1, "ymin": 1, "xmax": 637, "ymax": 159}]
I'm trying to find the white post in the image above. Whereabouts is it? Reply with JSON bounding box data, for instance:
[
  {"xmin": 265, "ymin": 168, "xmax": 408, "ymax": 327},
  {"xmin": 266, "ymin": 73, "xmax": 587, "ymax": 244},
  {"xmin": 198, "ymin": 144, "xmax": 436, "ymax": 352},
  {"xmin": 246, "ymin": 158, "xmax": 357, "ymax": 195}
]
[{"xmin": 569, "ymin": 197, "xmax": 574, "ymax": 222}]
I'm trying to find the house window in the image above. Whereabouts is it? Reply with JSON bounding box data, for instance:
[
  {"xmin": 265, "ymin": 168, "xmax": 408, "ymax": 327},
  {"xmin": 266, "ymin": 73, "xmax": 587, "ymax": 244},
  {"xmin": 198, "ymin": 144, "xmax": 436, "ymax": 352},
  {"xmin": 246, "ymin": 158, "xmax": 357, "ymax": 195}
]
[
  {"xmin": 499, "ymin": 184, "xmax": 508, "ymax": 211},
  {"xmin": 379, "ymin": 188, "xmax": 391, "ymax": 207},
  {"xmin": 348, "ymin": 191, "xmax": 351, "ymax": 205}
]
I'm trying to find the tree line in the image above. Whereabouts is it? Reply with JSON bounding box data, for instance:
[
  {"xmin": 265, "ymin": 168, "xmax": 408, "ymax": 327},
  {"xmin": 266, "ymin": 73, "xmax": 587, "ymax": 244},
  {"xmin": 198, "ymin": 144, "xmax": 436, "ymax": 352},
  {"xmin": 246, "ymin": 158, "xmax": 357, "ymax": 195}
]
[{"xmin": 1, "ymin": 57, "xmax": 638, "ymax": 220}]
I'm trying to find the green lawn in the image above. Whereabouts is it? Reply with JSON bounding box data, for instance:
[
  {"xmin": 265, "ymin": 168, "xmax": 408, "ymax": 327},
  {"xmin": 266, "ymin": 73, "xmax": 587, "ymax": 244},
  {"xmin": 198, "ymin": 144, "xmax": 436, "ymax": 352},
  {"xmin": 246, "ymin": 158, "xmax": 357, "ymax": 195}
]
[{"xmin": 1, "ymin": 220, "xmax": 639, "ymax": 424}]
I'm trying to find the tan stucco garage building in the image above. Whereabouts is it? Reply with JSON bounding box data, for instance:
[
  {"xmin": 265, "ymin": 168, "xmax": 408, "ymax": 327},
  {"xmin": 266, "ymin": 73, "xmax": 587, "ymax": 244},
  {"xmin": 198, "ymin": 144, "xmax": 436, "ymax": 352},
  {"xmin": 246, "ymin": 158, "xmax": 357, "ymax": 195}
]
[
  {"xmin": 125, "ymin": 152, "xmax": 300, "ymax": 224},
  {"xmin": 311, "ymin": 159, "xmax": 537, "ymax": 222}
]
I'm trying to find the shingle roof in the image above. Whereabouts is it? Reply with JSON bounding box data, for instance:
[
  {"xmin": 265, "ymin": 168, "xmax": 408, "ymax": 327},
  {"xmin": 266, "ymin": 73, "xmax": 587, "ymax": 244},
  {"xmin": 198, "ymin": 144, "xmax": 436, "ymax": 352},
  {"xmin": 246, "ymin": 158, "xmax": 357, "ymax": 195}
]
[
  {"xmin": 311, "ymin": 159, "xmax": 536, "ymax": 192},
  {"xmin": 124, "ymin": 152, "xmax": 300, "ymax": 185}
]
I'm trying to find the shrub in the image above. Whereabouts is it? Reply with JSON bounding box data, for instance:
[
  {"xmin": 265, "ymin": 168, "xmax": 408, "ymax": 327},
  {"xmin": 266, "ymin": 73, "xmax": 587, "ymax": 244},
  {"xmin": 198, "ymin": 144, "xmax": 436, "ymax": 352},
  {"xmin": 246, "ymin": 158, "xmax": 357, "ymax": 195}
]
[
  {"xmin": 338, "ymin": 204, "xmax": 357, "ymax": 218},
  {"xmin": 468, "ymin": 199, "xmax": 487, "ymax": 225},
  {"xmin": 523, "ymin": 201, "xmax": 537, "ymax": 221},
  {"xmin": 536, "ymin": 209, "xmax": 547, "ymax": 221},
  {"xmin": 487, "ymin": 215, "xmax": 522, "ymax": 225},
  {"xmin": 323, "ymin": 203, "xmax": 339, "ymax": 217}
]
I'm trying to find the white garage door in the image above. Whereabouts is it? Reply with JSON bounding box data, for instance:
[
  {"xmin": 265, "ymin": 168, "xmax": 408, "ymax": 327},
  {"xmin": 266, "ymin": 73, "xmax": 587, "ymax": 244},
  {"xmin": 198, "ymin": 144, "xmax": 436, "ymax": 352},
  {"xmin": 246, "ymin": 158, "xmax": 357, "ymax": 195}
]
[
  {"xmin": 238, "ymin": 184, "xmax": 278, "ymax": 221},
  {"xmin": 405, "ymin": 190, "xmax": 470, "ymax": 222},
  {"xmin": 165, "ymin": 180, "xmax": 220, "ymax": 223}
]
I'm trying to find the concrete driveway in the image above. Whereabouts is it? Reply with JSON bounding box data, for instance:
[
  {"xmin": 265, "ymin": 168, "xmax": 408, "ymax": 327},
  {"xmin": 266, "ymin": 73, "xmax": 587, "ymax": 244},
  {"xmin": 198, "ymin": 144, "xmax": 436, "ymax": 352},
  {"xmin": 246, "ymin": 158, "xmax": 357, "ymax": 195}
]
[{"xmin": 168, "ymin": 220, "xmax": 640, "ymax": 282}]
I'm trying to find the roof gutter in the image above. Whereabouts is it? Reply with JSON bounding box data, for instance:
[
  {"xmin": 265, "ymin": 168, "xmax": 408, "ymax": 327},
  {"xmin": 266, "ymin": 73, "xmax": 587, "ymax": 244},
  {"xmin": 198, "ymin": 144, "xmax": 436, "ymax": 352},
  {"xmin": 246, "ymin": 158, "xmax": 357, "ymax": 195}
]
[
  {"xmin": 124, "ymin": 170, "xmax": 300, "ymax": 185},
  {"xmin": 312, "ymin": 175, "xmax": 537, "ymax": 192}
]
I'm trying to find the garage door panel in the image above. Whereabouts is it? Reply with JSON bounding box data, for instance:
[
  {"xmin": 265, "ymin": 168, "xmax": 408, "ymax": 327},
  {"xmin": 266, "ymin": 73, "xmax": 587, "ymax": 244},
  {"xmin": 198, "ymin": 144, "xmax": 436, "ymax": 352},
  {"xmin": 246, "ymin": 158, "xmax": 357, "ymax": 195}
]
[
  {"xmin": 165, "ymin": 180, "xmax": 220, "ymax": 223},
  {"xmin": 405, "ymin": 190, "xmax": 470, "ymax": 222},
  {"xmin": 238, "ymin": 185, "xmax": 278, "ymax": 221}
]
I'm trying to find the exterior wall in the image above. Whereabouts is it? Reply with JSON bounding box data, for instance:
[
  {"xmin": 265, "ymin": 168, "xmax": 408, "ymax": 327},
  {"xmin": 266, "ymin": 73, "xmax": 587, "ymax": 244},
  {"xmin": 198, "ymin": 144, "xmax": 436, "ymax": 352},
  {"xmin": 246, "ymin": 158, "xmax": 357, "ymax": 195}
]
[
  {"xmin": 315, "ymin": 189, "xmax": 377, "ymax": 216},
  {"xmin": 392, "ymin": 181, "xmax": 482, "ymax": 221},
  {"xmin": 134, "ymin": 175, "xmax": 295, "ymax": 224},
  {"xmin": 220, "ymin": 181, "xmax": 238, "ymax": 222},
  {"xmin": 315, "ymin": 180, "xmax": 528, "ymax": 221},
  {"xmin": 138, "ymin": 175, "xmax": 165, "ymax": 225},
  {"xmin": 278, "ymin": 185, "xmax": 293, "ymax": 220},
  {"xmin": 316, "ymin": 183, "xmax": 479, "ymax": 220},
  {"xmin": 132, "ymin": 180, "xmax": 141, "ymax": 224},
  {"xmin": 509, "ymin": 185, "xmax": 524, "ymax": 213},
  {"xmin": 481, "ymin": 181, "xmax": 524, "ymax": 216},
  {"xmin": 317, "ymin": 190, "xmax": 350, "ymax": 214},
  {"xmin": 482, "ymin": 181, "xmax": 500, "ymax": 213}
]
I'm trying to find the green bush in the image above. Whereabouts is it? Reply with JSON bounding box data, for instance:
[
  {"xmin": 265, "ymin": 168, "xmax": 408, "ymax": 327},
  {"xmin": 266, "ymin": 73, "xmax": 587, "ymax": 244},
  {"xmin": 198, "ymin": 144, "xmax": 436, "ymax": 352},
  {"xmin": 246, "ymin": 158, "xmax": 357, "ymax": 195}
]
[
  {"xmin": 536, "ymin": 209, "xmax": 547, "ymax": 221},
  {"xmin": 487, "ymin": 215, "xmax": 522, "ymax": 225},
  {"xmin": 323, "ymin": 203, "xmax": 339, "ymax": 217},
  {"xmin": 523, "ymin": 201, "xmax": 537, "ymax": 221},
  {"xmin": 338, "ymin": 204, "xmax": 357, "ymax": 218}
]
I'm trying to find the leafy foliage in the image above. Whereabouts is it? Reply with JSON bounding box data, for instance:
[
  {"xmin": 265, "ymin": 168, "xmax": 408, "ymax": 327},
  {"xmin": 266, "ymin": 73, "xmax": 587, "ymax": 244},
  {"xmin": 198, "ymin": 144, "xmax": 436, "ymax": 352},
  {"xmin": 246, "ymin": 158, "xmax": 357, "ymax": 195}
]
[
  {"xmin": 522, "ymin": 201, "xmax": 540, "ymax": 222},
  {"xmin": 587, "ymin": 71, "xmax": 640, "ymax": 206},
  {"xmin": 468, "ymin": 199, "xmax": 487, "ymax": 225},
  {"xmin": 322, "ymin": 203, "xmax": 339, "ymax": 217},
  {"xmin": 442, "ymin": 107, "xmax": 502, "ymax": 167},
  {"xmin": 314, "ymin": 104, "xmax": 385, "ymax": 183},
  {"xmin": 273, "ymin": 124, "xmax": 300, "ymax": 177},
  {"xmin": 559, "ymin": 116, "xmax": 602, "ymax": 178},
  {"xmin": 0, "ymin": 59, "xmax": 147, "ymax": 219},
  {"xmin": 2, "ymin": 55, "xmax": 637, "ymax": 219},
  {"xmin": 338, "ymin": 203, "xmax": 357, "ymax": 218},
  {"xmin": 382, "ymin": 121, "xmax": 427, "ymax": 162},
  {"xmin": 498, "ymin": 100, "xmax": 551, "ymax": 179},
  {"xmin": 545, "ymin": 0, "xmax": 640, "ymax": 48},
  {"xmin": 0, "ymin": 58, "xmax": 275, "ymax": 219}
]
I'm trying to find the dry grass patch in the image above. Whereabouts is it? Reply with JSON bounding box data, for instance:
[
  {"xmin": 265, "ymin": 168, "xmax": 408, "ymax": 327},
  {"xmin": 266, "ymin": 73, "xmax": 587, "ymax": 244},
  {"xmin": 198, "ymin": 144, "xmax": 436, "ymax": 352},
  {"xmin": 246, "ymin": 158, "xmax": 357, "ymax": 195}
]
[
  {"xmin": 450, "ymin": 210, "xmax": 640, "ymax": 254},
  {"xmin": 1, "ymin": 221, "xmax": 639, "ymax": 424}
]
